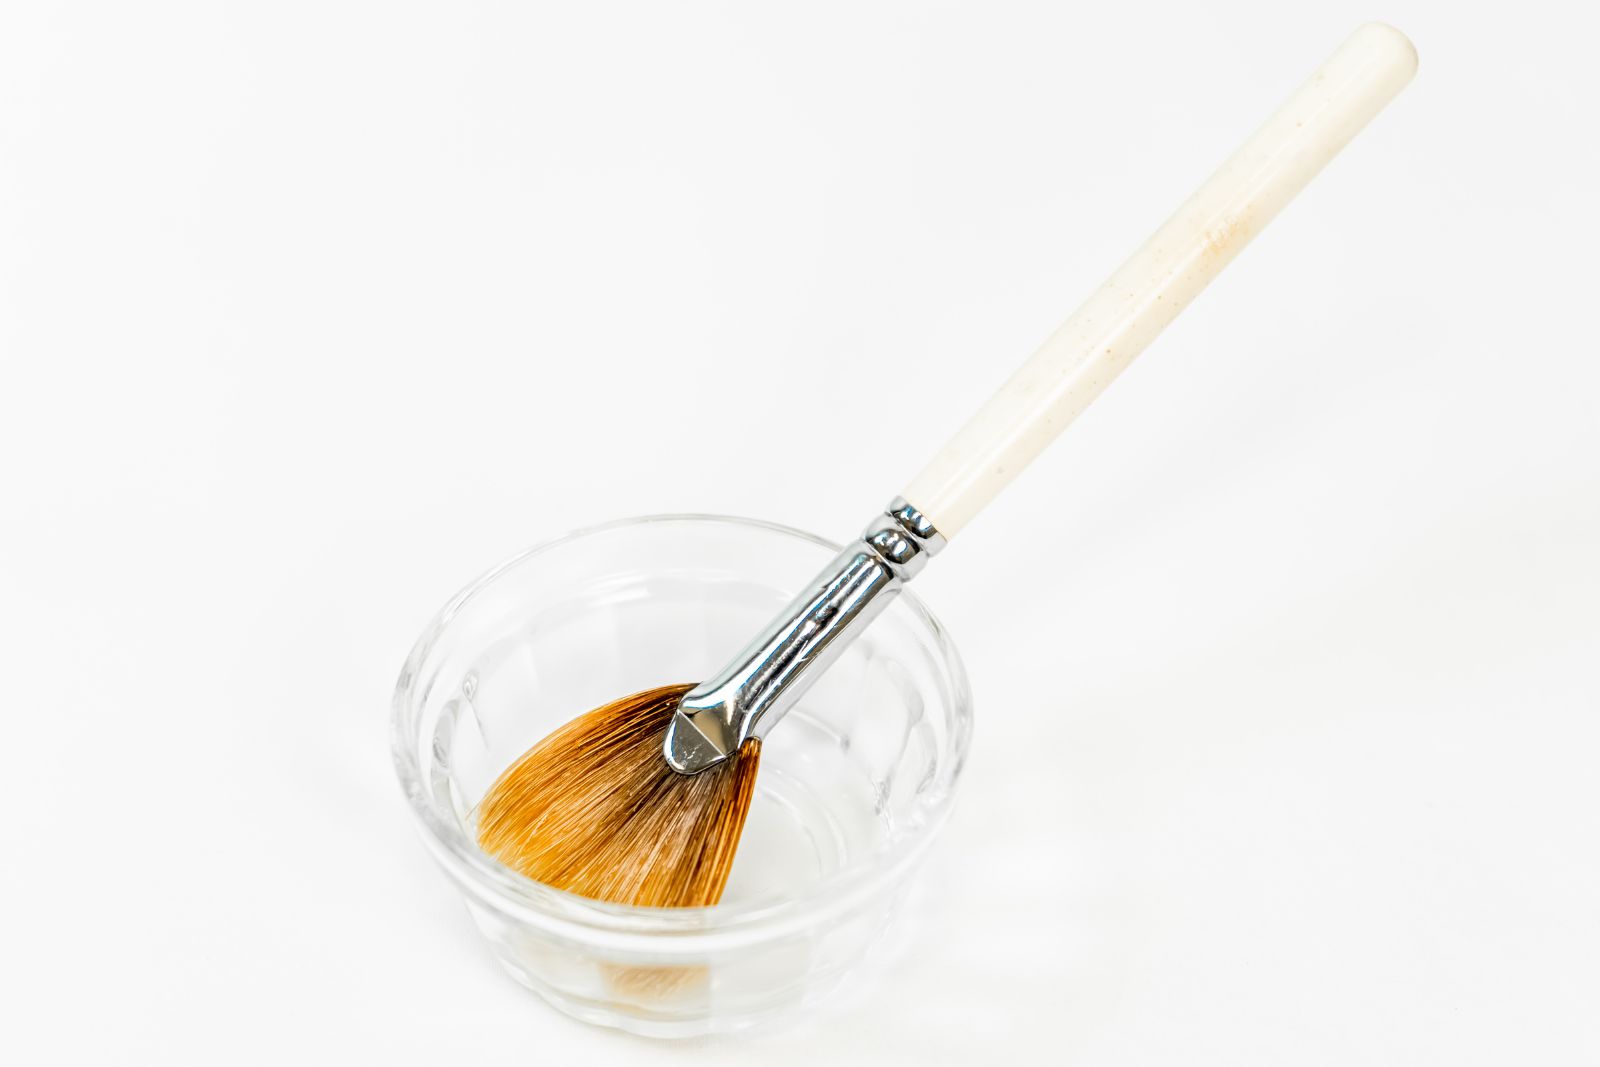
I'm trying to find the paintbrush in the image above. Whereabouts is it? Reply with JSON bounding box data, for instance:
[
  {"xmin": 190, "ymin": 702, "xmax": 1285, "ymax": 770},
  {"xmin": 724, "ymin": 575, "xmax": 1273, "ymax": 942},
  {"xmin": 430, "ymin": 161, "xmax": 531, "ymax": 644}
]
[{"xmin": 477, "ymin": 23, "xmax": 1418, "ymax": 908}]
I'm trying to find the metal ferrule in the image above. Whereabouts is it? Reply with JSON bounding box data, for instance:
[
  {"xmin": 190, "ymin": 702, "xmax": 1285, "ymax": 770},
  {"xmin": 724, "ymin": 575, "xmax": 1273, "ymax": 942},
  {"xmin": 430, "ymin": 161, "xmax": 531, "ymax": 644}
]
[{"xmin": 663, "ymin": 497, "xmax": 946, "ymax": 775}]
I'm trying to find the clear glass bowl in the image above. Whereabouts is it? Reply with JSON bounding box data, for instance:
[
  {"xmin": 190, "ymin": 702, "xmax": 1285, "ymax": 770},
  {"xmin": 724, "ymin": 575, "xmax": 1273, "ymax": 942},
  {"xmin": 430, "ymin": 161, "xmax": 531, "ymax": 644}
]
[{"xmin": 391, "ymin": 515, "xmax": 972, "ymax": 1037}]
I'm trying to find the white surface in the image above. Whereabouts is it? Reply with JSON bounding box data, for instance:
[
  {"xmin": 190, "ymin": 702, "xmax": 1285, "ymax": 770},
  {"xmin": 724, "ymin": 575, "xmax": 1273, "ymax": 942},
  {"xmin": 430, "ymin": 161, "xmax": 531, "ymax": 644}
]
[
  {"xmin": 906, "ymin": 23, "xmax": 1416, "ymax": 535},
  {"xmin": 1, "ymin": 2, "xmax": 1596, "ymax": 1064}
]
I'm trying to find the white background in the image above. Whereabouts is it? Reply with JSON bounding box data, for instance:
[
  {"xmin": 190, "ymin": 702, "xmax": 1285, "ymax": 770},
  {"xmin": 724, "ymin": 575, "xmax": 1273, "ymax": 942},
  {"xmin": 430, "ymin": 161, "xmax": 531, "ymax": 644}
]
[{"xmin": 3, "ymin": 2, "xmax": 1596, "ymax": 1064}]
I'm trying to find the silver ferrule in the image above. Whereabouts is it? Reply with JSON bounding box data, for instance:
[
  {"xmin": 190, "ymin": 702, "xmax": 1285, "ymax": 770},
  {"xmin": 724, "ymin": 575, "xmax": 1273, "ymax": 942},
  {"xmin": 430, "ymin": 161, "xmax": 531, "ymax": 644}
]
[{"xmin": 663, "ymin": 497, "xmax": 946, "ymax": 775}]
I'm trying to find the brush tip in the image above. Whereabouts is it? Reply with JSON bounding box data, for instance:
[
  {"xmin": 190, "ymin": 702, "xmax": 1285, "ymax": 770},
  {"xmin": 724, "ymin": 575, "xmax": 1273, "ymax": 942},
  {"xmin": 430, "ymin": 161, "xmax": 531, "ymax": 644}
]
[{"xmin": 475, "ymin": 684, "xmax": 761, "ymax": 909}]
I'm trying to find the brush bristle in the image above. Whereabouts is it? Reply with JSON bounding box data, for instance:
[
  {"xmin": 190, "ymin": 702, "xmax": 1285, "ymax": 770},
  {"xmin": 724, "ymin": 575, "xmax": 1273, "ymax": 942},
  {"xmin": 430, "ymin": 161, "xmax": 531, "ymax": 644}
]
[{"xmin": 475, "ymin": 684, "xmax": 761, "ymax": 908}]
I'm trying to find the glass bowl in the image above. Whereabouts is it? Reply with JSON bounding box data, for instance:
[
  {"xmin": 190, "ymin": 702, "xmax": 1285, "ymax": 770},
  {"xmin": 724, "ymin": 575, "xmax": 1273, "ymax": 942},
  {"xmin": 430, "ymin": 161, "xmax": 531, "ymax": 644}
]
[{"xmin": 391, "ymin": 514, "xmax": 972, "ymax": 1037}]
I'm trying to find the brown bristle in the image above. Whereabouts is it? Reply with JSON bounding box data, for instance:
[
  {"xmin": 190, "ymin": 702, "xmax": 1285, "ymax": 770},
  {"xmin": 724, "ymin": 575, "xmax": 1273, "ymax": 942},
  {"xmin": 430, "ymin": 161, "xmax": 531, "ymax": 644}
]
[{"xmin": 475, "ymin": 684, "xmax": 761, "ymax": 908}]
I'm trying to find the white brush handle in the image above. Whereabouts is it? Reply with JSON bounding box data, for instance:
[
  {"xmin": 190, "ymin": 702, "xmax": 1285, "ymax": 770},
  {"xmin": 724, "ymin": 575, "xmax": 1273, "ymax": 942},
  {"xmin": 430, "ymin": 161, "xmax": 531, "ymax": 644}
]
[{"xmin": 903, "ymin": 23, "xmax": 1417, "ymax": 538}]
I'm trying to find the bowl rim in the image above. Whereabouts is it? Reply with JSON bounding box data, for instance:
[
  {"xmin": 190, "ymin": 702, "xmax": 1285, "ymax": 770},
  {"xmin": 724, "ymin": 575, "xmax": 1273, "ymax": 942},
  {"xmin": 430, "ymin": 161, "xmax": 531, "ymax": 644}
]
[{"xmin": 390, "ymin": 512, "xmax": 972, "ymax": 952}]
